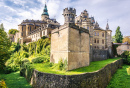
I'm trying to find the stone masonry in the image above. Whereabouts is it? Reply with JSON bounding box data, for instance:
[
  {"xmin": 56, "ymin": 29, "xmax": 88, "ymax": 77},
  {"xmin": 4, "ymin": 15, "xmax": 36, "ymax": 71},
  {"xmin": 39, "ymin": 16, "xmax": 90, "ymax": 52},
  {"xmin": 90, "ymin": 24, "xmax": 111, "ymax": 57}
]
[{"xmin": 51, "ymin": 8, "xmax": 90, "ymax": 70}]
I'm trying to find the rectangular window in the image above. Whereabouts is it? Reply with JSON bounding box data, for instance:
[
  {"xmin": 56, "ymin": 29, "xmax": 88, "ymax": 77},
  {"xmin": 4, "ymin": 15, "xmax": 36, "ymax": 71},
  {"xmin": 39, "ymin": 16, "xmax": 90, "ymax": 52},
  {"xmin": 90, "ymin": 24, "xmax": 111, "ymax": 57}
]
[
  {"xmin": 30, "ymin": 26, "xmax": 31, "ymax": 31},
  {"xmin": 87, "ymin": 27, "xmax": 89, "ymax": 30},
  {"xmin": 102, "ymin": 32, "xmax": 104, "ymax": 37},
  {"xmin": 97, "ymin": 32, "xmax": 99, "ymax": 36},
  {"xmin": 94, "ymin": 39, "xmax": 96, "ymax": 43},
  {"xmin": 95, "ymin": 32, "xmax": 96, "ymax": 36},
  {"xmin": 22, "ymin": 26, "xmax": 23, "ymax": 31},
  {"xmin": 102, "ymin": 39, "xmax": 104, "ymax": 44},
  {"xmin": 97, "ymin": 39, "xmax": 99, "ymax": 43}
]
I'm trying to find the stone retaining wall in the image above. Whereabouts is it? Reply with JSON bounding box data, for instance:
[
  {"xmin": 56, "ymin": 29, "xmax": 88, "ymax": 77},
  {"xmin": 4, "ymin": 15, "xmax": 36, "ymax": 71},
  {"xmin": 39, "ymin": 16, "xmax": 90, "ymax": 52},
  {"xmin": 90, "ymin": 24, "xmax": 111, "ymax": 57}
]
[{"xmin": 20, "ymin": 59, "xmax": 123, "ymax": 88}]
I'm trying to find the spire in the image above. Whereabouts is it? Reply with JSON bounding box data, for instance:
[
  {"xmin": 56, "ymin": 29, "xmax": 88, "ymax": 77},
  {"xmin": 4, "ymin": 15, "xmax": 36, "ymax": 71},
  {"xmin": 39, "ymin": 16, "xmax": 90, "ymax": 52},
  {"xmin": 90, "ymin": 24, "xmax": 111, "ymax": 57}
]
[
  {"xmin": 106, "ymin": 19, "xmax": 109, "ymax": 30},
  {"xmin": 94, "ymin": 21, "xmax": 99, "ymax": 28},
  {"xmin": 41, "ymin": 3, "xmax": 49, "ymax": 16}
]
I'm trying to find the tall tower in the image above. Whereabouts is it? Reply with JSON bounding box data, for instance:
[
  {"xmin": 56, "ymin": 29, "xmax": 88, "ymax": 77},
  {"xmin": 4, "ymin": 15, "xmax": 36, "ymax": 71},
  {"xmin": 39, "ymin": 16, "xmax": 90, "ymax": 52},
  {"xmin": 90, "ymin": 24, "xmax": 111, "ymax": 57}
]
[
  {"xmin": 105, "ymin": 21, "xmax": 112, "ymax": 48},
  {"xmin": 41, "ymin": 3, "xmax": 49, "ymax": 21},
  {"xmin": 63, "ymin": 7, "xmax": 76, "ymax": 24}
]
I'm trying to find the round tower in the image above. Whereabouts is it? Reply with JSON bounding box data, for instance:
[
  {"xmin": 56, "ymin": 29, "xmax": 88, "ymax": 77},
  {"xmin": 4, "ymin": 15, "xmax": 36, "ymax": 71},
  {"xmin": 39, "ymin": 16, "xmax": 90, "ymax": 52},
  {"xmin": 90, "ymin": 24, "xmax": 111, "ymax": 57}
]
[
  {"xmin": 41, "ymin": 3, "xmax": 49, "ymax": 21},
  {"xmin": 63, "ymin": 7, "xmax": 76, "ymax": 24}
]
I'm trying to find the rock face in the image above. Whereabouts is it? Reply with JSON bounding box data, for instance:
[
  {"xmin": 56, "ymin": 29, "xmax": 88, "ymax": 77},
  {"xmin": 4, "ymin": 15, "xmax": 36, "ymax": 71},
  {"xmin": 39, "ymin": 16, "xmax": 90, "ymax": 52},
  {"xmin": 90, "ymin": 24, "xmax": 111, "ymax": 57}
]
[{"xmin": 20, "ymin": 59, "xmax": 123, "ymax": 88}]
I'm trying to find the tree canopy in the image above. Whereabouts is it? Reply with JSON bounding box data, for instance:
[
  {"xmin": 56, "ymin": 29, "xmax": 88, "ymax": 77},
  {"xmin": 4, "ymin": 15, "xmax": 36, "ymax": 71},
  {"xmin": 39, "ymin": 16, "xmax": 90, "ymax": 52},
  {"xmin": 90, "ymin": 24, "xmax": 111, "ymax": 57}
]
[
  {"xmin": 122, "ymin": 36, "xmax": 130, "ymax": 44},
  {"xmin": 115, "ymin": 26, "xmax": 123, "ymax": 43},
  {"xmin": 8, "ymin": 29, "xmax": 19, "ymax": 35},
  {"xmin": 0, "ymin": 23, "xmax": 11, "ymax": 69}
]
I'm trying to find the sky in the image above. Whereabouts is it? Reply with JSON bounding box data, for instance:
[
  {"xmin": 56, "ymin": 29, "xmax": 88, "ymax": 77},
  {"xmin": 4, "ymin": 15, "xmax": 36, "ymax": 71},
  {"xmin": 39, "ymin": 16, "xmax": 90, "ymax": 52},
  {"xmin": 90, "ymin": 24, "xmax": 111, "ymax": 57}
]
[{"xmin": 0, "ymin": 0, "xmax": 130, "ymax": 36}]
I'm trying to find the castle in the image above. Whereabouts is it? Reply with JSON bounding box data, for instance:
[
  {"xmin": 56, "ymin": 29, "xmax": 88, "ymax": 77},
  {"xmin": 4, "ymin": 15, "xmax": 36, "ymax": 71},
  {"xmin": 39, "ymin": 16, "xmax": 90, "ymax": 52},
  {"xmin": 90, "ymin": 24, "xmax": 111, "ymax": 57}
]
[
  {"xmin": 11, "ymin": 4, "xmax": 60, "ymax": 44},
  {"xmin": 10, "ymin": 4, "xmax": 112, "ymax": 70}
]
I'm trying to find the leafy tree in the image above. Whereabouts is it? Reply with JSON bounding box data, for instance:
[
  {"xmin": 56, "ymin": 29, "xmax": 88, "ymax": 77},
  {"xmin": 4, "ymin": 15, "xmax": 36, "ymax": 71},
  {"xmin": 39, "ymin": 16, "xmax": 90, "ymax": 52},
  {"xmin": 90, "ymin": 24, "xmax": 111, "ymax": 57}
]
[
  {"xmin": 115, "ymin": 26, "xmax": 123, "ymax": 43},
  {"xmin": 8, "ymin": 29, "xmax": 19, "ymax": 35},
  {"xmin": 0, "ymin": 23, "xmax": 11, "ymax": 69},
  {"xmin": 122, "ymin": 36, "xmax": 130, "ymax": 44}
]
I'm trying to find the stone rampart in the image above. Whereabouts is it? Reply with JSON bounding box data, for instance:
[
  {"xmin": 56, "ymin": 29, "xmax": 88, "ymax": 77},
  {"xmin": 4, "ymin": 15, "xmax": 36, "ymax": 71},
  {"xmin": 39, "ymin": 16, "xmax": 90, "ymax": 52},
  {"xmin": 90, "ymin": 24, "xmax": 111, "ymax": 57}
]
[{"xmin": 20, "ymin": 59, "xmax": 123, "ymax": 88}]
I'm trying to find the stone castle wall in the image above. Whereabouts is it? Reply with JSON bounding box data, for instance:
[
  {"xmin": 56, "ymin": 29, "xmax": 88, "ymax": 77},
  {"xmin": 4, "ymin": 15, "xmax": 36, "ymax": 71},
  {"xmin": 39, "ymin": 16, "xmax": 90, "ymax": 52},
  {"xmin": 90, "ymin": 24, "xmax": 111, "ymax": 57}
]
[
  {"xmin": 20, "ymin": 59, "xmax": 123, "ymax": 88},
  {"xmin": 51, "ymin": 24, "xmax": 90, "ymax": 70},
  {"xmin": 68, "ymin": 27, "xmax": 90, "ymax": 70},
  {"xmin": 90, "ymin": 48, "xmax": 108, "ymax": 62}
]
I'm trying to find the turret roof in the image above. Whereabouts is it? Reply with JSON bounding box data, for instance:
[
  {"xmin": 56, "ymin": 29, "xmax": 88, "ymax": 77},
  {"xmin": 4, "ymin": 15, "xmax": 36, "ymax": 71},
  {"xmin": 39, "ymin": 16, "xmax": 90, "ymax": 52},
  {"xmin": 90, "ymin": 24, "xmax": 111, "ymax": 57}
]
[{"xmin": 42, "ymin": 4, "xmax": 49, "ymax": 16}]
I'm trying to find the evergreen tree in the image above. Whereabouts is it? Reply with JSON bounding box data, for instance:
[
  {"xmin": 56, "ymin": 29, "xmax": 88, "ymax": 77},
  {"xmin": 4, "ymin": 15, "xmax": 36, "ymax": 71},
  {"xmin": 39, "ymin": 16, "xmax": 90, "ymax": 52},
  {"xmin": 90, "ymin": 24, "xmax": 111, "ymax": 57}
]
[{"xmin": 115, "ymin": 26, "xmax": 123, "ymax": 43}]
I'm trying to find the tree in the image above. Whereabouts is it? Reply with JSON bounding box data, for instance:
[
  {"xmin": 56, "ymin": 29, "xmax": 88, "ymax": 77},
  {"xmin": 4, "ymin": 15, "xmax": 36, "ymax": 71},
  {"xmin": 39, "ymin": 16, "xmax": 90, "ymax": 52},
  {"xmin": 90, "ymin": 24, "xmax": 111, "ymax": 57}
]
[
  {"xmin": 0, "ymin": 23, "xmax": 11, "ymax": 69},
  {"xmin": 8, "ymin": 29, "xmax": 19, "ymax": 35},
  {"xmin": 122, "ymin": 36, "xmax": 130, "ymax": 44},
  {"xmin": 115, "ymin": 26, "xmax": 123, "ymax": 43}
]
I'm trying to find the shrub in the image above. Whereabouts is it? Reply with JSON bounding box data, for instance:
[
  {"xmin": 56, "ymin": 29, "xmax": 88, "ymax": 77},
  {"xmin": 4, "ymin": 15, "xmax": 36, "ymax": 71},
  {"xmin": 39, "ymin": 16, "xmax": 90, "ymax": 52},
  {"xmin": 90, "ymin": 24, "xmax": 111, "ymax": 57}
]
[
  {"xmin": 121, "ymin": 51, "xmax": 130, "ymax": 65},
  {"xmin": 56, "ymin": 59, "xmax": 68, "ymax": 71},
  {"xmin": 20, "ymin": 62, "xmax": 34, "ymax": 82},
  {"xmin": 32, "ymin": 56, "xmax": 45, "ymax": 63},
  {"xmin": 0, "ymin": 79, "xmax": 7, "ymax": 88},
  {"xmin": 5, "ymin": 51, "xmax": 29, "ymax": 73},
  {"xmin": 57, "ymin": 59, "xmax": 64, "ymax": 70}
]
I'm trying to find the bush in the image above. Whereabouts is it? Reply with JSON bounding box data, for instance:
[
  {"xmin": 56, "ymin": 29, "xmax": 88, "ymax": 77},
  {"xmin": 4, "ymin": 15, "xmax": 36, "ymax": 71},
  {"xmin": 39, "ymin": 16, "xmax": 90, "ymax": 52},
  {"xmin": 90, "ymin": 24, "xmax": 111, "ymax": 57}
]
[
  {"xmin": 4, "ymin": 66, "xmax": 19, "ymax": 74},
  {"xmin": 32, "ymin": 56, "xmax": 45, "ymax": 63},
  {"xmin": 121, "ymin": 51, "xmax": 130, "ymax": 65},
  {"xmin": 20, "ymin": 62, "xmax": 34, "ymax": 82},
  {"xmin": 55, "ymin": 59, "xmax": 68, "ymax": 71},
  {"xmin": 0, "ymin": 79, "xmax": 7, "ymax": 88},
  {"xmin": 5, "ymin": 50, "xmax": 29, "ymax": 73}
]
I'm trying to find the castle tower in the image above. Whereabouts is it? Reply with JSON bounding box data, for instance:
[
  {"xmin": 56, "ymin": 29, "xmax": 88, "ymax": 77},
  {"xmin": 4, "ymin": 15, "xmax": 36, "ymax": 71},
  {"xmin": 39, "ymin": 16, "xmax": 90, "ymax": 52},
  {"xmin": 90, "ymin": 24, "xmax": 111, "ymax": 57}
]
[
  {"xmin": 41, "ymin": 3, "xmax": 49, "ymax": 21},
  {"xmin": 63, "ymin": 7, "xmax": 76, "ymax": 24},
  {"xmin": 51, "ymin": 7, "xmax": 90, "ymax": 70},
  {"xmin": 105, "ymin": 22, "xmax": 112, "ymax": 48},
  {"xmin": 106, "ymin": 22, "xmax": 109, "ymax": 30}
]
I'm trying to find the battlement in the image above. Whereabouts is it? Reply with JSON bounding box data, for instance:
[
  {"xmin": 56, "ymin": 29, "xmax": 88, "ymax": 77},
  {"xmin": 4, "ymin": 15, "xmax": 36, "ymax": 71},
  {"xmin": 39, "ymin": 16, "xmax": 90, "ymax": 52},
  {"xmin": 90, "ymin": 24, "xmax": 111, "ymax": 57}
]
[{"xmin": 63, "ymin": 7, "xmax": 76, "ymax": 15}]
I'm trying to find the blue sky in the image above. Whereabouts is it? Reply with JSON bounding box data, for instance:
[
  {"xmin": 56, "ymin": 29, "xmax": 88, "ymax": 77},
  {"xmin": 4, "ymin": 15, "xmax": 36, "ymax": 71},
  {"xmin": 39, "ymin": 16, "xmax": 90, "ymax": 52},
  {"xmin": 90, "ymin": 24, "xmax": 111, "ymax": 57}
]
[{"xmin": 0, "ymin": 0, "xmax": 130, "ymax": 36}]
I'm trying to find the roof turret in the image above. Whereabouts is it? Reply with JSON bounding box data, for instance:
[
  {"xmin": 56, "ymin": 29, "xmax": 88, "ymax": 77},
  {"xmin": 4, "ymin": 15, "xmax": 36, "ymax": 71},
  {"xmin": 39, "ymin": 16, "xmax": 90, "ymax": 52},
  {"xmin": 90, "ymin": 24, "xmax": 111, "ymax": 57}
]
[
  {"xmin": 106, "ymin": 22, "xmax": 109, "ymax": 30},
  {"xmin": 42, "ymin": 4, "xmax": 49, "ymax": 16}
]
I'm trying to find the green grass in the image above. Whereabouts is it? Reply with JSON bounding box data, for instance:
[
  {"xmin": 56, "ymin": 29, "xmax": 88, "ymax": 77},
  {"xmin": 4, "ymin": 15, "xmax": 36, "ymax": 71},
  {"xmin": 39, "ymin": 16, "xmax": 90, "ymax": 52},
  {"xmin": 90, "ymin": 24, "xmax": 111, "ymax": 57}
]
[
  {"xmin": 0, "ymin": 71, "xmax": 32, "ymax": 88},
  {"xmin": 33, "ymin": 57, "xmax": 121, "ymax": 75},
  {"xmin": 107, "ymin": 64, "xmax": 130, "ymax": 88}
]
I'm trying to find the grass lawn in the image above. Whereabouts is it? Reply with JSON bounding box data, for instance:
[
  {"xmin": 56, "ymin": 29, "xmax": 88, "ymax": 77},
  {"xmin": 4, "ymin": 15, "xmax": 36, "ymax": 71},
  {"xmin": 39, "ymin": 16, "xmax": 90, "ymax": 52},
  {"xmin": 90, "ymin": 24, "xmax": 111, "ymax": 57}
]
[
  {"xmin": 32, "ymin": 57, "xmax": 121, "ymax": 75},
  {"xmin": 0, "ymin": 71, "xmax": 32, "ymax": 88},
  {"xmin": 107, "ymin": 64, "xmax": 130, "ymax": 88}
]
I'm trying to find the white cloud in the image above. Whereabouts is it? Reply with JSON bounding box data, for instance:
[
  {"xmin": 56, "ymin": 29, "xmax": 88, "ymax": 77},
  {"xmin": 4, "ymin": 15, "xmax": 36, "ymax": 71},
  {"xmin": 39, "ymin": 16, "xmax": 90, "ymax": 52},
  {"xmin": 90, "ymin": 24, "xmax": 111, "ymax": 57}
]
[{"xmin": 0, "ymin": 0, "xmax": 130, "ymax": 36}]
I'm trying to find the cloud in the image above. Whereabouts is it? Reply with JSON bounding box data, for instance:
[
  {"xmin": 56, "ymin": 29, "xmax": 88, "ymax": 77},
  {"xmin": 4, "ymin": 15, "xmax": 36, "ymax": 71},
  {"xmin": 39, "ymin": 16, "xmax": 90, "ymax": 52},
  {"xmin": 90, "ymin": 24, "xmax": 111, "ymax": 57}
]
[{"xmin": 0, "ymin": 0, "xmax": 130, "ymax": 36}]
